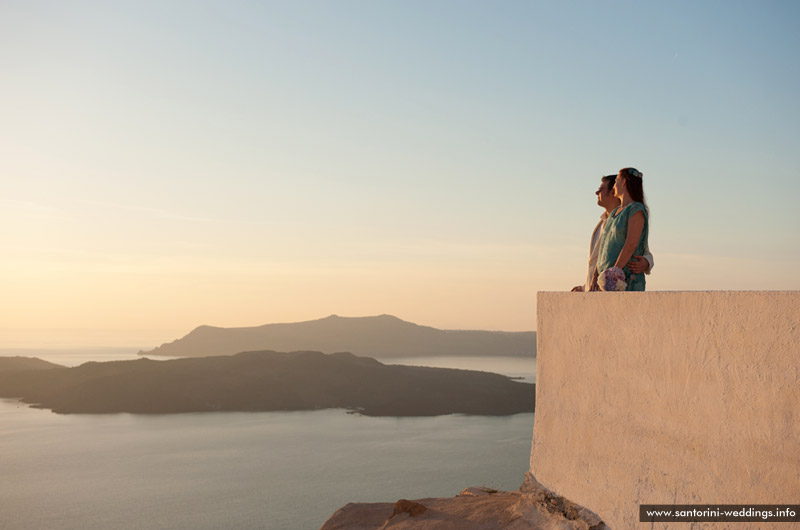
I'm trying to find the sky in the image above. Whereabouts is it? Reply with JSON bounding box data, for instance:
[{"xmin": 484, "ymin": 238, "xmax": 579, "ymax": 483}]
[{"xmin": 1, "ymin": 0, "xmax": 799, "ymax": 346}]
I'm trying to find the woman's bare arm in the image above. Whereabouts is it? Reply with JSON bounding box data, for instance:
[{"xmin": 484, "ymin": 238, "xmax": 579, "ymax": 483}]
[{"xmin": 614, "ymin": 210, "xmax": 645, "ymax": 269}]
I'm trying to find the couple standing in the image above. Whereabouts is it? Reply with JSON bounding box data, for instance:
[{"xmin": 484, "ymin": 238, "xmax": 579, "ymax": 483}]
[{"xmin": 572, "ymin": 167, "xmax": 652, "ymax": 292}]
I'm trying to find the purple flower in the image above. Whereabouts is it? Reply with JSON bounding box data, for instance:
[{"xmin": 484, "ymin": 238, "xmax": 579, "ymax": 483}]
[{"xmin": 598, "ymin": 267, "xmax": 627, "ymax": 292}]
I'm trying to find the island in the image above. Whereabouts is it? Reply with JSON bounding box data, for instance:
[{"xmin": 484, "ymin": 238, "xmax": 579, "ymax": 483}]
[
  {"xmin": 0, "ymin": 350, "xmax": 534, "ymax": 416},
  {"xmin": 0, "ymin": 356, "xmax": 64, "ymax": 372},
  {"xmin": 139, "ymin": 314, "xmax": 536, "ymax": 359}
]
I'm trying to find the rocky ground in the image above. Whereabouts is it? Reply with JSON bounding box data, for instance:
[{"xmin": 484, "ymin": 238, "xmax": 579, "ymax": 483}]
[{"xmin": 319, "ymin": 473, "xmax": 609, "ymax": 530}]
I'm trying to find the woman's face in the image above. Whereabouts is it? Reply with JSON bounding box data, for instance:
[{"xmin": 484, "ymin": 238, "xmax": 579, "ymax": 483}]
[{"xmin": 614, "ymin": 174, "xmax": 625, "ymax": 198}]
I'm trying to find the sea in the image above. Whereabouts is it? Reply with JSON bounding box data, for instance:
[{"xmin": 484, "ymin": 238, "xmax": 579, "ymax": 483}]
[{"xmin": 0, "ymin": 348, "xmax": 536, "ymax": 530}]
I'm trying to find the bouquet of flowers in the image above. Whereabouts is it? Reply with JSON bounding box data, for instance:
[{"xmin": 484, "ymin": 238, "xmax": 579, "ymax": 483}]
[{"xmin": 598, "ymin": 267, "xmax": 627, "ymax": 292}]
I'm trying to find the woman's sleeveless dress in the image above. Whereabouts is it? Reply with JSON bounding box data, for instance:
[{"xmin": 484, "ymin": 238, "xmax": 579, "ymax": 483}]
[{"xmin": 596, "ymin": 202, "xmax": 649, "ymax": 291}]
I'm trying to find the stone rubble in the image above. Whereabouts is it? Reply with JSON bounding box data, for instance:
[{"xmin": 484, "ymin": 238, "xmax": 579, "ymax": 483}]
[{"xmin": 319, "ymin": 473, "xmax": 609, "ymax": 530}]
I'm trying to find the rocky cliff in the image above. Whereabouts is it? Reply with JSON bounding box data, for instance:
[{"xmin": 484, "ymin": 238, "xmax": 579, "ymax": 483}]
[{"xmin": 319, "ymin": 473, "xmax": 608, "ymax": 530}]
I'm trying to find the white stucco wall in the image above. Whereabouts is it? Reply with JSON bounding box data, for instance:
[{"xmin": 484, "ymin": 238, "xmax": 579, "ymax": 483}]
[{"xmin": 530, "ymin": 291, "xmax": 800, "ymax": 529}]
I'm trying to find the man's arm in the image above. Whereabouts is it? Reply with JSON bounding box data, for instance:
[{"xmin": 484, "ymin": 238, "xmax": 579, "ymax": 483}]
[
  {"xmin": 627, "ymin": 249, "xmax": 654, "ymax": 274},
  {"xmin": 643, "ymin": 249, "xmax": 654, "ymax": 274}
]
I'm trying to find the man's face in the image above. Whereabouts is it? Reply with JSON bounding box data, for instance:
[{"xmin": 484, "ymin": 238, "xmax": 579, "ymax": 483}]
[
  {"xmin": 595, "ymin": 179, "xmax": 619, "ymax": 209},
  {"xmin": 595, "ymin": 181, "xmax": 610, "ymax": 205}
]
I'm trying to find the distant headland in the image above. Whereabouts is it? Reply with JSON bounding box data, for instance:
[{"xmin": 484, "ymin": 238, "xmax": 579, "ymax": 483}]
[
  {"xmin": 0, "ymin": 356, "xmax": 64, "ymax": 372},
  {"xmin": 0, "ymin": 350, "xmax": 534, "ymax": 416},
  {"xmin": 139, "ymin": 314, "xmax": 536, "ymax": 359}
]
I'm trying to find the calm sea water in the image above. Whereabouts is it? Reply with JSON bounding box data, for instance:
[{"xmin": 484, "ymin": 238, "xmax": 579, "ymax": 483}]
[
  {"xmin": 0, "ymin": 349, "xmax": 536, "ymax": 382},
  {"xmin": 0, "ymin": 351, "xmax": 535, "ymax": 530},
  {"xmin": 0, "ymin": 347, "xmax": 181, "ymax": 367},
  {"xmin": 386, "ymin": 355, "xmax": 536, "ymax": 383}
]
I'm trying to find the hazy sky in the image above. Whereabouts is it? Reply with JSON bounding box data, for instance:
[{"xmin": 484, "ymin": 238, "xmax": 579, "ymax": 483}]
[{"xmin": 2, "ymin": 1, "xmax": 799, "ymax": 344}]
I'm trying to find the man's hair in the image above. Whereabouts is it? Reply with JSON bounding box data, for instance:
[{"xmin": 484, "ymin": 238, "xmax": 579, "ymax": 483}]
[{"xmin": 601, "ymin": 174, "xmax": 616, "ymax": 190}]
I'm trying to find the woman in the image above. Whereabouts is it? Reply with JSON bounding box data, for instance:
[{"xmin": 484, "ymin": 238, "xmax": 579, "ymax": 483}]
[{"xmin": 596, "ymin": 167, "xmax": 649, "ymax": 291}]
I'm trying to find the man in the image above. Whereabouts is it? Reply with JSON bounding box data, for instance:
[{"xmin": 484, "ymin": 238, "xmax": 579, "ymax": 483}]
[{"xmin": 572, "ymin": 174, "xmax": 653, "ymax": 292}]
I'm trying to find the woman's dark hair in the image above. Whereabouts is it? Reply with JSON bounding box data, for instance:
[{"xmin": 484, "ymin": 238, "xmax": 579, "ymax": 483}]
[{"xmin": 620, "ymin": 167, "xmax": 648, "ymax": 213}]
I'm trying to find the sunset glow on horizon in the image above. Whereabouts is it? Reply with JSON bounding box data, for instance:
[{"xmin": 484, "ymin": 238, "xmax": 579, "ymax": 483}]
[{"xmin": 2, "ymin": 1, "xmax": 799, "ymax": 345}]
